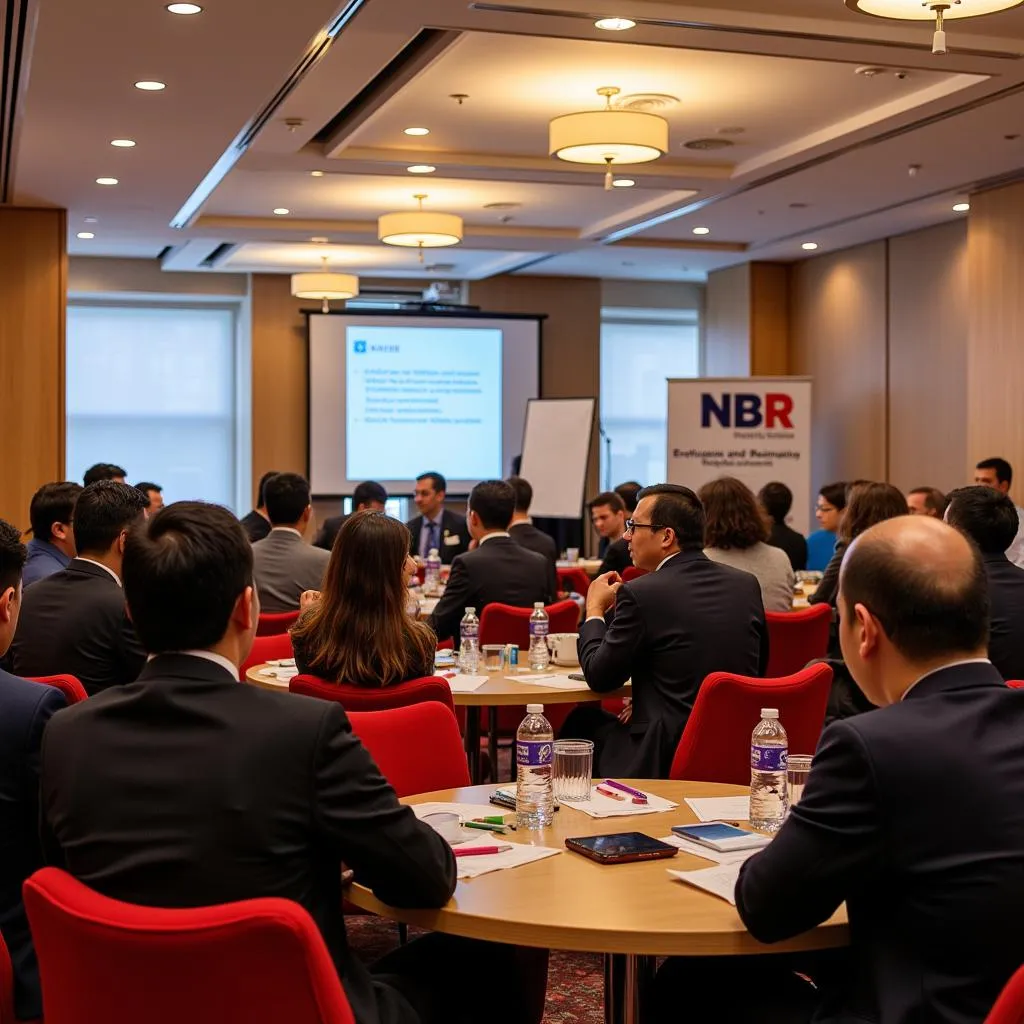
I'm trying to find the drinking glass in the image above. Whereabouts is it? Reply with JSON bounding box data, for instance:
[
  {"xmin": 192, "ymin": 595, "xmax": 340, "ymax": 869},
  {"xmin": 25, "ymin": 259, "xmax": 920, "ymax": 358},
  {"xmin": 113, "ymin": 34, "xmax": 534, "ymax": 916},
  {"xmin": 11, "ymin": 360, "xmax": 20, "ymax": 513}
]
[
  {"xmin": 482, "ymin": 644, "xmax": 506, "ymax": 673},
  {"xmin": 787, "ymin": 754, "xmax": 813, "ymax": 807},
  {"xmin": 553, "ymin": 739, "xmax": 594, "ymax": 802},
  {"xmin": 566, "ymin": 547, "xmax": 580, "ymax": 563}
]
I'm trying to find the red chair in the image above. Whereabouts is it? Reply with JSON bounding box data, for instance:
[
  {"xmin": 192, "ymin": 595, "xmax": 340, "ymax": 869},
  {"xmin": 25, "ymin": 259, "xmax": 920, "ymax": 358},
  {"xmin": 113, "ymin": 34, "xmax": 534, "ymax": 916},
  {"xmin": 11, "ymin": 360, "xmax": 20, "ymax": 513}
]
[
  {"xmin": 348, "ymin": 703, "xmax": 470, "ymax": 796},
  {"xmin": 28, "ymin": 674, "xmax": 88, "ymax": 705},
  {"xmin": 289, "ymin": 675, "xmax": 455, "ymax": 717},
  {"xmin": 22, "ymin": 867, "xmax": 356, "ymax": 1024},
  {"xmin": 240, "ymin": 633, "xmax": 293, "ymax": 680},
  {"xmin": 621, "ymin": 566, "xmax": 646, "ymax": 583},
  {"xmin": 557, "ymin": 567, "xmax": 590, "ymax": 597},
  {"xmin": 256, "ymin": 610, "xmax": 300, "ymax": 636},
  {"xmin": 764, "ymin": 605, "xmax": 832, "ymax": 678},
  {"xmin": 985, "ymin": 963, "xmax": 1024, "ymax": 1023},
  {"xmin": 1008, "ymin": 681, "xmax": 1024, "ymax": 690},
  {"xmin": 0, "ymin": 930, "xmax": 14, "ymax": 1024},
  {"xmin": 669, "ymin": 664, "xmax": 833, "ymax": 785}
]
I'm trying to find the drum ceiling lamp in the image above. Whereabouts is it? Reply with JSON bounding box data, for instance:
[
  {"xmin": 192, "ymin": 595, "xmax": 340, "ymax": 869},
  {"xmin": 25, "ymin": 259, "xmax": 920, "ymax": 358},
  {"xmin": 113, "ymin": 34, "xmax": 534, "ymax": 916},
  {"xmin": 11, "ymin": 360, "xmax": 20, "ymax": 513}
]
[
  {"xmin": 549, "ymin": 86, "xmax": 669, "ymax": 189},
  {"xmin": 290, "ymin": 256, "xmax": 359, "ymax": 313},
  {"xmin": 378, "ymin": 193, "xmax": 463, "ymax": 261},
  {"xmin": 844, "ymin": 0, "xmax": 1024, "ymax": 54}
]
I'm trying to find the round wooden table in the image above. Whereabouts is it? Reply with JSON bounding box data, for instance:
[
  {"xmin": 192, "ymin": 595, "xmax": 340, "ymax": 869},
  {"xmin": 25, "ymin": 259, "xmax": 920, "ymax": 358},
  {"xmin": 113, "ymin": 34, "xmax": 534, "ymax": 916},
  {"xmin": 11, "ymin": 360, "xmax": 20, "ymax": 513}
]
[{"xmin": 347, "ymin": 781, "xmax": 848, "ymax": 1024}]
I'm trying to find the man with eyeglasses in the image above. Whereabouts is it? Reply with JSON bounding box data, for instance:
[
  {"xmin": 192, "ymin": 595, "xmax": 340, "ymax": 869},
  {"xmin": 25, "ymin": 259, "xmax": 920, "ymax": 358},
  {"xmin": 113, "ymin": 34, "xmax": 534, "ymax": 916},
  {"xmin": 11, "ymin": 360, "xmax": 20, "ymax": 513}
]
[{"xmin": 561, "ymin": 484, "xmax": 768, "ymax": 778}]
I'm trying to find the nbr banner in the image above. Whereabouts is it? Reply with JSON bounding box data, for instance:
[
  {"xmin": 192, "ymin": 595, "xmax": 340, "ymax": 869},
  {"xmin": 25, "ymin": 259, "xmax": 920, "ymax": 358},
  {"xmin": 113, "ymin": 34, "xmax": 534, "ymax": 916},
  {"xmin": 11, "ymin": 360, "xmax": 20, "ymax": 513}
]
[{"xmin": 667, "ymin": 377, "xmax": 813, "ymax": 535}]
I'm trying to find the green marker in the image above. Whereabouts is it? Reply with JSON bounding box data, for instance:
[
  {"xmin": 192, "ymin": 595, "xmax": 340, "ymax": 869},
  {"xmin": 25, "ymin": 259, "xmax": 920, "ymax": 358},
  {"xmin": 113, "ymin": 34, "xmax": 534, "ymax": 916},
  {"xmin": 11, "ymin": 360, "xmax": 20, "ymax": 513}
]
[
  {"xmin": 474, "ymin": 816, "xmax": 508, "ymax": 825},
  {"xmin": 464, "ymin": 820, "xmax": 509, "ymax": 833}
]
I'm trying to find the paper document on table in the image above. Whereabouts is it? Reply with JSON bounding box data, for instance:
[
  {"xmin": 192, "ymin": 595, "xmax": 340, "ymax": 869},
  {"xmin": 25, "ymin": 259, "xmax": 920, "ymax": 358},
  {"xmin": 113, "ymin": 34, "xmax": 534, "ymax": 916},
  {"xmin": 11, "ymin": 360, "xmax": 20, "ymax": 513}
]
[
  {"xmin": 567, "ymin": 785, "xmax": 677, "ymax": 819},
  {"xmin": 658, "ymin": 835, "xmax": 765, "ymax": 866},
  {"xmin": 684, "ymin": 796, "xmax": 750, "ymax": 822},
  {"xmin": 668, "ymin": 862, "xmax": 743, "ymax": 905},
  {"xmin": 445, "ymin": 675, "xmax": 489, "ymax": 693},
  {"xmin": 258, "ymin": 667, "xmax": 298, "ymax": 681},
  {"xmin": 455, "ymin": 843, "xmax": 561, "ymax": 880},
  {"xmin": 266, "ymin": 658, "xmax": 296, "ymax": 668},
  {"xmin": 412, "ymin": 802, "xmax": 514, "ymax": 822},
  {"xmin": 508, "ymin": 674, "xmax": 587, "ymax": 689}
]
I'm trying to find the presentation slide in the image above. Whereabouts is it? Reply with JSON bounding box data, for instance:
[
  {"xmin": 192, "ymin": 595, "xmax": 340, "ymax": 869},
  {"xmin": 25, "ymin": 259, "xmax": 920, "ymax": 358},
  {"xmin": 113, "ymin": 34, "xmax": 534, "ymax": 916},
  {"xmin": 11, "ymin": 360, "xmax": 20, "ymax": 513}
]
[{"xmin": 346, "ymin": 325, "xmax": 502, "ymax": 481}]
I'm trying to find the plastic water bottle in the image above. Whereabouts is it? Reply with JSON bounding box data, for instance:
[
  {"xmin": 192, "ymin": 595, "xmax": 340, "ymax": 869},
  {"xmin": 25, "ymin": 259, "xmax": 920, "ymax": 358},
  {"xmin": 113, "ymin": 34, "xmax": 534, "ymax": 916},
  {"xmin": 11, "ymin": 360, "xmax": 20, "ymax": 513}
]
[
  {"xmin": 424, "ymin": 548, "xmax": 442, "ymax": 595},
  {"xmin": 749, "ymin": 708, "xmax": 788, "ymax": 833},
  {"xmin": 516, "ymin": 704, "xmax": 554, "ymax": 829},
  {"xmin": 458, "ymin": 607, "xmax": 480, "ymax": 674},
  {"xmin": 528, "ymin": 602, "xmax": 550, "ymax": 671}
]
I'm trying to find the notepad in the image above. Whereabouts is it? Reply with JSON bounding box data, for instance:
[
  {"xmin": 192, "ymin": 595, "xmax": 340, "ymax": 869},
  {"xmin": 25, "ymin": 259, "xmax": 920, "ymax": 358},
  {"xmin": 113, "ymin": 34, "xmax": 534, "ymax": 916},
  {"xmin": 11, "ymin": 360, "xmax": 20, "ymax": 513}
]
[
  {"xmin": 566, "ymin": 786, "xmax": 677, "ymax": 819},
  {"xmin": 668, "ymin": 861, "xmax": 743, "ymax": 904},
  {"xmin": 445, "ymin": 675, "xmax": 489, "ymax": 693},
  {"xmin": 684, "ymin": 796, "xmax": 751, "ymax": 822},
  {"xmin": 658, "ymin": 834, "xmax": 766, "ymax": 866}
]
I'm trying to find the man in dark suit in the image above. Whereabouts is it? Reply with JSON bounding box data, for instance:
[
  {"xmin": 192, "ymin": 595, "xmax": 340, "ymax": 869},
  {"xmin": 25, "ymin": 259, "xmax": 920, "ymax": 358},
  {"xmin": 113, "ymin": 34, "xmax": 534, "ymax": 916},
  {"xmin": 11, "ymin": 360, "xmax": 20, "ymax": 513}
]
[
  {"xmin": 428, "ymin": 481, "xmax": 557, "ymax": 643},
  {"xmin": 564, "ymin": 484, "xmax": 767, "ymax": 778},
  {"xmin": 589, "ymin": 492, "xmax": 631, "ymax": 574},
  {"xmin": 506, "ymin": 476, "xmax": 557, "ymax": 567},
  {"xmin": 239, "ymin": 469, "xmax": 278, "ymax": 543},
  {"xmin": 315, "ymin": 480, "xmax": 387, "ymax": 551},
  {"xmin": 691, "ymin": 515, "xmax": 1024, "ymax": 1024},
  {"xmin": 10, "ymin": 481, "xmax": 148, "ymax": 695},
  {"xmin": 946, "ymin": 484, "xmax": 1024, "ymax": 681},
  {"xmin": 406, "ymin": 471, "xmax": 471, "ymax": 565},
  {"xmin": 0, "ymin": 518, "xmax": 65, "ymax": 1023},
  {"xmin": 22, "ymin": 480, "xmax": 82, "ymax": 587},
  {"xmin": 40, "ymin": 501, "xmax": 546, "ymax": 1024}
]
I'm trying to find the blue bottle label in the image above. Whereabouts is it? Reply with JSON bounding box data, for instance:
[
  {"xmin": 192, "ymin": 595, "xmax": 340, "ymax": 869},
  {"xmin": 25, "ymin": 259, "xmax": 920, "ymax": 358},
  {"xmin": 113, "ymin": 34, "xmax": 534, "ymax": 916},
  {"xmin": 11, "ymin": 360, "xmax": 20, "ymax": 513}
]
[
  {"xmin": 751, "ymin": 745, "xmax": 788, "ymax": 771},
  {"xmin": 517, "ymin": 740, "xmax": 553, "ymax": 767},
  {"xmin": 461, "ymin": 623, "xmax": 478, "ymax": 639},
  {"xmin": 529, "ymin": 621, "xmax": 549, "ymax": 638}
]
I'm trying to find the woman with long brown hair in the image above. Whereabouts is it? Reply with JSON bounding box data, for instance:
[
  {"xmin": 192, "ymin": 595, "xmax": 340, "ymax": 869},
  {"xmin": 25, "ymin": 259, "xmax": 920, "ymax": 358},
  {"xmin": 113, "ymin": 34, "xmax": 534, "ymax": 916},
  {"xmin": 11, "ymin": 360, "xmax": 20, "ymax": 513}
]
[{"xmin": 290, "ymin": 510, "xmax": 436, "ymax": 686}]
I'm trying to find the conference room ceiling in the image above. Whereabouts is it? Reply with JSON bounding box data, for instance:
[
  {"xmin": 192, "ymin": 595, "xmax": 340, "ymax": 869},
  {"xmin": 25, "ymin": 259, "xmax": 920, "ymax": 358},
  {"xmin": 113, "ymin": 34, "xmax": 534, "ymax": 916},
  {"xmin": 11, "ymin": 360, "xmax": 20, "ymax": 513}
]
[{"xmin": 14, "ymin": 0, "xmax": 1024, "ymax": 282}]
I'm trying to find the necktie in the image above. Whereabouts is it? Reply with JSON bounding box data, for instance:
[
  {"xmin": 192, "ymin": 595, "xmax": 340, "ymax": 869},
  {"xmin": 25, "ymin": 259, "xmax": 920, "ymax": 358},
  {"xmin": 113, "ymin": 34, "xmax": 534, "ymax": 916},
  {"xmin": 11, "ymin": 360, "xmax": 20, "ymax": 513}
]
[{"xmin": 430, "ymin": 520, "xmax": 441, "ymax": 553}]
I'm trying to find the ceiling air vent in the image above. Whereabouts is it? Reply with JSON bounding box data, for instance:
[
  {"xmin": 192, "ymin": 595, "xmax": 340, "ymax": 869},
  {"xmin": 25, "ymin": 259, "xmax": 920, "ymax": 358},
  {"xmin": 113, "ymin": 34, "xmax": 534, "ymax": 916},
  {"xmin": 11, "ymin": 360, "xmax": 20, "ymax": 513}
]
[
  {"xmin": 684, "ymin": 137, "xmax": 735, "ymax": 151},
  {"xmin": 616, "ymin": 93, "xmax": 679, "ymax": 112}
]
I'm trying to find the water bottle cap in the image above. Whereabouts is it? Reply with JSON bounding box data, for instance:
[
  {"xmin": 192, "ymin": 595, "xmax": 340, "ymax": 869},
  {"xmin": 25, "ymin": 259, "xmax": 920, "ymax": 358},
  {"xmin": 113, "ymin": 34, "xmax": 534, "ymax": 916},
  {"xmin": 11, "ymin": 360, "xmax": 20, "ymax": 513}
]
[
  {"xmin": 526, "ymin": 704, "xmax": 544, "ymax": 714},
  {"xmin": 534, "ymin": 602, "xmax": 544, "ymax": 609},
  {"xmin": 465, "ymin": 607, "xmax": 475, "ymax": 614},
  {"xmin": 761, "ymin": 708, "xmax": 779, "ymax": 719},
  {"xmin": 428, "ymin": 548, "xmax": 439, "ymax": 556}
]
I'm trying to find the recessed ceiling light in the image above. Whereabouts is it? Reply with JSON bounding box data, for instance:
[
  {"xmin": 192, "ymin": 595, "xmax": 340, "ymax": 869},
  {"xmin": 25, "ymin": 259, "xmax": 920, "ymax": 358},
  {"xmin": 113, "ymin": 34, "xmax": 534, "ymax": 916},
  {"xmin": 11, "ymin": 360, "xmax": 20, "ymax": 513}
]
[
  {"xmin": 611, "ymin": 178, "xmax": 635, "ymax": 187},
  {"xmin": 134, "ymin": 81, "xmax": 166, "ymax": 91},
  {"xmin": 403, "ymin": 127, "xmax": 430, "ymax": 136},
  {"xmin": 310, "ymin": 236, "xmax": 329, "ymax": 243},
  {"xmin": 407, "ymin": 164, "xmax": 436, "ymax": 174},
  {"xmin": 594, "ymin": 16, "xmax": 636, "ymax": 30},
  {"xmin": 83, "ymin": 216, "xmax": 98, "ymax": 223},
  {"xmin": 310, "ymin": 170, "xmax": 325, "ymax": 177},
  {"xmin": 110, "ymin": 139, "xmax": 136, "ymax": 148},
  {"xmin": 692, "ymin": 226, "xmax": 710, "ymax": 235},
  {"xmin": 273, "ymin": 208, "xmax": 290, "ymax": 215},
  {"xmin": 802, "ymin": 242, "xmax": 819, "ymax": 250},
  {"xmin": 166, "ymin": 2, "xmax": 202, "ymax": 12},
  {"xmin": 953, "ymin": 201, "xmax": 971, "ymax": 212},
  {"xmin": 95, "ymin": 177, "xmax": 119, "ymax": 186},
  {"xmin": 76, "ymin": 232, "xmax": 95, "ymax": 239}
]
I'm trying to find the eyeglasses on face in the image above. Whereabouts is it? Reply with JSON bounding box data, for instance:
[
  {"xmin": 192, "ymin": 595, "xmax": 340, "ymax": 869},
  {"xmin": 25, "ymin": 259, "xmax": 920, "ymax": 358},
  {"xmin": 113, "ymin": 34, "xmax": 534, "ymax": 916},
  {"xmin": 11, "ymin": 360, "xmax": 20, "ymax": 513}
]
[
  {"xmin": 625, "ymin": 519, "xmax": 660, "ymax": 533},
  {"xmin": 815, "ymin": 504, "xmax": 836, "ymax": 514}
]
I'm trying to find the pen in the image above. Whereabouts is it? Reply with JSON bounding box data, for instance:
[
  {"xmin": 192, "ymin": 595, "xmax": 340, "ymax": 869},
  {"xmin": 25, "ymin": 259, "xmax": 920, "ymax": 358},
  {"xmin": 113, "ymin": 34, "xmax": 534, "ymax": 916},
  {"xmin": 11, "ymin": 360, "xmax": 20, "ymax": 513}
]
[
  {"xmin": 463, "ymin": 820, "xmax": 508, "ymax": 833},
  {"xmin": 596, "ymin": 785, "xmax": 626, "ymax": 801},
  {"xmin": 603, "ymin": 779, "xmax": 649, "ymax": 804},
  {"xmin": 453, "ymin": 845, "xmax": 510, "ymax": 857},
  {"xmin": 473, "ymin": 816, "xmax": 508, "ymax": 825}
]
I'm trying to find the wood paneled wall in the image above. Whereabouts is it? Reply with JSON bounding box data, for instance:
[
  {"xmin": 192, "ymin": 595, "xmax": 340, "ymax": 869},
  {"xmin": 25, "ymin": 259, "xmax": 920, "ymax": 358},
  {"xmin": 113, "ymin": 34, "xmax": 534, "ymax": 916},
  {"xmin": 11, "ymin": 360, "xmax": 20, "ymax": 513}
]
[{"xmin": 0, "ymin": 208, "xmax": 66, "ymax": 529}]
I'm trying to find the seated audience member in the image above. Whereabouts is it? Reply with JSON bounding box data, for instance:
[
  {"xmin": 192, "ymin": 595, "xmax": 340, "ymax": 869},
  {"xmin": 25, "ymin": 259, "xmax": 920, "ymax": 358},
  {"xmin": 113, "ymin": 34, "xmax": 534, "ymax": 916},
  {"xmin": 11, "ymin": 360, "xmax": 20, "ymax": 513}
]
[
  {"xmin": 40, "ymin": 501, "xmax": 547, "ymax": 1024},
  {"xmin": 907, "ymin": 485, "xmax": 946, "ymax": 518},
  {"xmin": 0, "ymin": 519, "xmax": 65, "ymax": 1023},
  {"xmin": 589, "ymin": 492, "xmax": 630, "ymax": 574},
  {"xmin": 614, "ymin": 480, "xmax": 642, "ymax": 515},
  {"xmin": 406, "ymin": 471, "xmax": 471, "ymax": 564},
  {"xmin": 974, "ymin": 456, "xmax": 1024, "ymax": 568},
  {"xmin": 946, "ymin": 485, "xmax": 1024, "ymax": 682},
  {"xmin": 700, "ymin": 477, "xmax": 795, "ymax": 612},
  {"xmin": 805, "ymin": 481, "xmax": 846, "ymax": 571},
  {"xmin": 428, "ymin": 480, "xmax": 556, "ymax": 643},
  {"xmin": 721, "ymin": 516, "xmax": 1024, "ymax": 1024},
  {"xmin": 758, "ymin": 481, "xmax": 807, "ymax": 572},
  {"xmin": 22, "ymin": 481, "xmax": 82, "ymax": 587},
  {"xmin": 134, "ymin": 481, "xmax": 164, "ymax": 513},
  {"xmin": 315, "ymin": 480, "xmax": 387, "ymax": 551},
  {"xmin": 292, "ymin": 512, "xmax": 436, "ymax": 685},
  {"xmin": 506, "ymin": 476, "xmax": 557, "ymax": 567},
  {"xmin": 240, "ymin": 470, "xmax": 278, "ymax": 543},
  {"xmin": 251, "ymin": 473, "xmax": 330, "ymax": 613},
  {"xmin": 10, "ymin": 481, "xmax": 148, "ymax": 695},
  {"xmin": 82, "ymin": 462, "xmax": 126, "ymax": 486},
  {"xmin": 563, "ymin": 485, "xmax": 767, "ymax": 778}
]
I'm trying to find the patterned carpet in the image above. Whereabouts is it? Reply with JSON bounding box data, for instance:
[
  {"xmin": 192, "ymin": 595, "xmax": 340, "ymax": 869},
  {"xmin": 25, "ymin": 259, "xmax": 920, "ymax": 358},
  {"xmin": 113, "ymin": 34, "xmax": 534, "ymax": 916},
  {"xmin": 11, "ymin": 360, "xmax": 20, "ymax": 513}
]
[{"xmin": 347, "ymin": 915, "xmax": 606, "ymax": 1024}]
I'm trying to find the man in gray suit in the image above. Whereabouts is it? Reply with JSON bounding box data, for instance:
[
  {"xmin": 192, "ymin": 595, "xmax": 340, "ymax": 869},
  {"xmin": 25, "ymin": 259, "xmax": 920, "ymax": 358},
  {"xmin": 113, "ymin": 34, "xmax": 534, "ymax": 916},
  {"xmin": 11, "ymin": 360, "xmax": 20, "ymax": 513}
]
[{"xmin": 251, "ymin": 473, "xmax": 330, "ymax": 613}]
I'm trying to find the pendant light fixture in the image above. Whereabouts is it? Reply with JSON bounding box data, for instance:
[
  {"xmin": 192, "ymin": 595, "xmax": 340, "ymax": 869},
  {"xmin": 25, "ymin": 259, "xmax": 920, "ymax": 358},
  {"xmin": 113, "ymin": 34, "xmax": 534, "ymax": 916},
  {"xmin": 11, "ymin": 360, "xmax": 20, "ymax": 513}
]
[
  {"xmin": 549, "ymin": 86, "xmax": 668, "ymax": 189},
  {"xmin": 845, "ymin": 0, "xmax": 1024, "ymax": 54},
  {"xmin": 290, "ymin": 256, "xmax": 359, "ymax": 313},
  {"xmin": 378, "ymin": 194, "xmax": 463, "ymax": 261}
]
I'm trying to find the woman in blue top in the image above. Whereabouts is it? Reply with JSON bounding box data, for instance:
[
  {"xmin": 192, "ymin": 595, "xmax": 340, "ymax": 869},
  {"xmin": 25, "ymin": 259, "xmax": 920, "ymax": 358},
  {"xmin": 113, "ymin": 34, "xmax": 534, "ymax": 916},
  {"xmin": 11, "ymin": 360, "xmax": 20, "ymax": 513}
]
[{"xmin": 805, "ymin": 481, "xmax": 847, "ymax": 571}]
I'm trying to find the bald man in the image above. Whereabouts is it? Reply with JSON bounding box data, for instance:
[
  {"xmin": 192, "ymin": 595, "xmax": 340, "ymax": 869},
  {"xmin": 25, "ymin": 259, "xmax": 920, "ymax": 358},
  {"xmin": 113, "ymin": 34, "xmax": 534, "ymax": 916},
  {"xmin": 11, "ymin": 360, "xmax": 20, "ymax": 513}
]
[{"xmin": 721, "ymin": 517, "xmax": 1024, "ymax": 1023}]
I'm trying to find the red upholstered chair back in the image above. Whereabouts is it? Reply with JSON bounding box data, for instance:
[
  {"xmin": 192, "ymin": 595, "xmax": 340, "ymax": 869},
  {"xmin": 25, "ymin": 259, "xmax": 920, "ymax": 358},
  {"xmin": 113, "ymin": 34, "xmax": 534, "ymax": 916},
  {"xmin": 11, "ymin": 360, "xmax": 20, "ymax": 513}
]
[
  {"xmin": 764, "ymin": 605, "xmax": 832, "ymax": 678},
  {"xmin": 479, "ymin": 600, "xmax": 579, "ymax": 648},
  {"xmin": 669, "ymin": 664, "xmax": 833, "ymax": 785},
  {"xmin": 347, "ymin": 703, "xmax": 470, "ymax": 796},
  {"xmin": 0, "ymin": 931, "xmax": 13, "ymax": 1024},
  {"xmin": 557, "ymin": 567, "xmax": 590, "ymax": 597},
  {"xmin": 240, "ymin": 633, "xmax": 294, "ymax": 680},
  {"xmin": 256, "ymin": 610, "xmax": 300, "ymax": 636},
  {"xmin": 289, "ymin": 675, "xmax": 455, "ymax": 717},
  {"xmin": 1007, "ymin": 680, "xmax": 1024, "ymax": 690},
  {"xmin": 22, "ymin": 867, "xmax": 356, "ymax": 1024},
  {"xmin": 28, "ymin": 674, "xmax": 88, "ymax": 705},
  {"xmin": 985, "ymin": 963, "xmax": 1024, "ymax": 1023},
  {"xmin": 620, "ymin": 566, "xmax": 646, "ymax": 583}
]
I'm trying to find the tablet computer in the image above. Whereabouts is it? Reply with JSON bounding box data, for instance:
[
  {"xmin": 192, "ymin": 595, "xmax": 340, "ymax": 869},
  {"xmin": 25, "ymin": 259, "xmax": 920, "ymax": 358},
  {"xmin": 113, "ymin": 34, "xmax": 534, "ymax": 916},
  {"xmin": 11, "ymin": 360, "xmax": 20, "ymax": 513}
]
[{"xmin": 565, "ymin": 832, "xmax": 678, "ymax": 864}]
